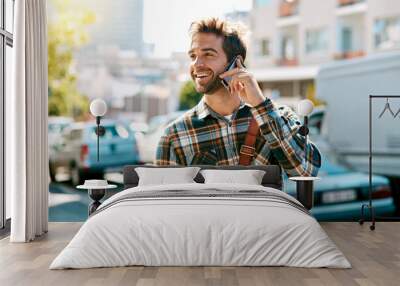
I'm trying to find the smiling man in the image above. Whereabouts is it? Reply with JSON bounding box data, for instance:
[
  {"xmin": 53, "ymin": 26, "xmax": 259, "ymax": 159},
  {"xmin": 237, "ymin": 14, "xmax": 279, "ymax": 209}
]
[{"xmin": 155, "ymin": 18, "xmax": 321, "ymax": 177}]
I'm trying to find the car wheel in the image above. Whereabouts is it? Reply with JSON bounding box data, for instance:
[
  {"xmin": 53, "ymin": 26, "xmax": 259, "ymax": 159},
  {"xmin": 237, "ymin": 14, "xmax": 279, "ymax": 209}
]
[
  {"xmin": 70, "ymin": 165, "xmax": 86, "ymax": 186},
  {"xmin": 49, "ymin": 162, "xmax": 56, "ymax": 182}
]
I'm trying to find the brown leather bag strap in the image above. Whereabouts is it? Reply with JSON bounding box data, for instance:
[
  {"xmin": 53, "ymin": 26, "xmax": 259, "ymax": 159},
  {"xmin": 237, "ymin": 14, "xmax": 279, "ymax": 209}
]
[{"xmin": 239, "ymin": 117, "xmax": 260, "ymax": 166}]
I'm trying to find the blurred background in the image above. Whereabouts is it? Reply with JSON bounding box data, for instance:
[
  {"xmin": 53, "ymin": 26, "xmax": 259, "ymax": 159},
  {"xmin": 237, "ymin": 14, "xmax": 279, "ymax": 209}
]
[{"xmin": 42, "ymin": 0, "xmax": 400, "ymax": 221}]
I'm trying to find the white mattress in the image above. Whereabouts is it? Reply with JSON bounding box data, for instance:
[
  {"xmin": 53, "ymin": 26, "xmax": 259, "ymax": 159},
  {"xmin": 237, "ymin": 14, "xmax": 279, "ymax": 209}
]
[{"xmin": 50, "ymin": 183, "xmax": 351, "ymax": 269}]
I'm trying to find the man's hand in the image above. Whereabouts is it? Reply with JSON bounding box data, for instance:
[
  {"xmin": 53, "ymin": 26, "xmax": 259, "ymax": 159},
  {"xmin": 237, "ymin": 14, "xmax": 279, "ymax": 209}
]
[{"xmin": 219, "ymin": 57, "xmax": 265, "ymax": 107}]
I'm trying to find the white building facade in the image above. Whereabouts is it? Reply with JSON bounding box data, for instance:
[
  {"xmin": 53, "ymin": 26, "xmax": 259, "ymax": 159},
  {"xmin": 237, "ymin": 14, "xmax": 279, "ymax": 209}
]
[{"xmin": 249, "ymin": 0, "xmax": 400, "ymax": 105}]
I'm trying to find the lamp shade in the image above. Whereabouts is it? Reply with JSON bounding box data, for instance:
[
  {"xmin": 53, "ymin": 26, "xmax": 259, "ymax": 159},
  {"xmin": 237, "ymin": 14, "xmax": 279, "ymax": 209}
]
[
  {"xmin": 297, "ymin": 99, "xmax": 314, "ymax": 116},
  {"xmin": 90, "ymin": 99, "xmax": 107, "ymax": 117}
]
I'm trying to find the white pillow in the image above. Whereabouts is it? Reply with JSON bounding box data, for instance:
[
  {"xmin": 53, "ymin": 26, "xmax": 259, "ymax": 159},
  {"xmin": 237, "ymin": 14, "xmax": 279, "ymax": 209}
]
[
  {"xmin": 135, "ymin": 167, "xmax": 201, "ymax": 186},
  {"xmin": 200, "ymin": 169, "xmax": 266, "ymax": 185}
]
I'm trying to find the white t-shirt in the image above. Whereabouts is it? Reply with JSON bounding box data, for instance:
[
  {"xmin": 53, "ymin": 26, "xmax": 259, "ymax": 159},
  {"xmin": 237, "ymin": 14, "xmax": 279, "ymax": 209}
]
[{"xmin": 224, "ymin": 114, "xmax": 233, "ymax": 121}]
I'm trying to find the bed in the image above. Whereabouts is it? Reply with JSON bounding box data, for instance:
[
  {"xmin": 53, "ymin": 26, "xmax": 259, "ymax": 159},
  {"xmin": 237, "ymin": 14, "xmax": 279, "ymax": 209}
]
[{"xmin": 50, "ymin": 165, "xmax": 351, "ymax": 269}]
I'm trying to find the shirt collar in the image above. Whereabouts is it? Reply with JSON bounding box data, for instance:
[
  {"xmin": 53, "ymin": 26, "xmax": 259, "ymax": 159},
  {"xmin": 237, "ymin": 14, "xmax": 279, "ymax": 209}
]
[
  {"xmin": 195, "ymin": 97, "xmax": 247, "ymax": 120},
  {"xmin": 195, "ymin": 97, "xmax": 211, "ymax": 119}
]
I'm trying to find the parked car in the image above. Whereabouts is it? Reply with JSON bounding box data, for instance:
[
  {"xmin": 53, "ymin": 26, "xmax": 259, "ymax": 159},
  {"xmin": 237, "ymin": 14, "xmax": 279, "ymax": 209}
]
[
  {"xmin": 129, "ymin": 122, "xmax": 149, "ymax": 134},
  {"xmin": 136, "ymin": 111, "xmax": 186, "ymax": 163},
  {"xmin": 283, "ymin": 107, "xmax": 396, "ymax": 221},
  {"xmin": 48, "ymin": 117, "xmax": 73, "ymax": 152},
  {"xmin": 284, "ymin": 148, "xmax": 395, "ymax": 221},
  {"xmin": 48, "ymin": 117, "xmax": 74, "ymax": 181},
  {"xmin": 49, "ymin": 120, "xmax": 140, "ymax": 185}
]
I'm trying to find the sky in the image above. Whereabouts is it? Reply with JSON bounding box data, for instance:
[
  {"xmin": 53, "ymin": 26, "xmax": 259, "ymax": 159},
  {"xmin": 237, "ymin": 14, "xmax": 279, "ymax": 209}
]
[{"xmin": 143, "ymin": 0, "xmax": 252, "ymax": 57}]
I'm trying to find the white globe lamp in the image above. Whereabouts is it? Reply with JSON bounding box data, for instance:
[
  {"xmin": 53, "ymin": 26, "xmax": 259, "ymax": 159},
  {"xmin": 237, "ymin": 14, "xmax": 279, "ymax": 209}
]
[
  {"xmin": 90, "ymin": 99, "xmax": 107, "ymax": 117},
  {"xmin": 89, "ymin": 99, "xmax": 108, "ymax": 161},
  {"xmin": 297, "ymin": 99, "xmax": 314, "ymax": 117}
]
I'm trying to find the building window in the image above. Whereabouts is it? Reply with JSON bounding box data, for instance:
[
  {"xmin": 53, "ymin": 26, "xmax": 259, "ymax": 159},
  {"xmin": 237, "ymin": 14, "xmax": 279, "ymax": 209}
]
[
  {"xmin": 258, "ymin": 38, "xmax": 271, "ymax": 57},
  {"xmin": 1, "ymin": 0, "xmax": 14, "ymax": 230},
  {"xmin": 374, "ymin": 17, "xmax": 400, "ymax": 51},
  {"xmin": 279, "ymin": 0, "xmax": 299, "ymax": 18},
  {"xmin": 281, "ymin": 36, "xmax": 296, "ymax": 60},
  {"xmin": 305, "ymin": 28, "xmax": 328, "ymax": 54}
]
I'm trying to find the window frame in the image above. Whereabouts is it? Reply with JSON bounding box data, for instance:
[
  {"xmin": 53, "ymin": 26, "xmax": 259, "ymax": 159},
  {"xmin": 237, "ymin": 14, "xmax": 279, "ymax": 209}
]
[
  {"xmin": 0, "ymin": 0, "xmax": 14, "ymax": 232},
  {"xmin": 305, "ymin": 27, "xmax": 329, "ymax": 55},
  {"xmin": 374, "ymin": 16, "xmax": 400, "ymax": 51},
  {"xmin": 259, "ymin": 38, "xmax": 271, "ymax": 57}
]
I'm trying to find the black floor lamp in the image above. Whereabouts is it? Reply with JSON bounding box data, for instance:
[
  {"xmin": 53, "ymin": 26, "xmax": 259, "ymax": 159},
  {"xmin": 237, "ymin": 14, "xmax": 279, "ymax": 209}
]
[
  {"xmin": 289, "ymin": 99, "xmax": 320, "ymax": 210},
  {"xmin": 77, "ymin": 98, "xmax": 117, "ymax": 216},
  {"xmin": 89, "ymin": 99, "xmax": 107, "ymax": 162}
]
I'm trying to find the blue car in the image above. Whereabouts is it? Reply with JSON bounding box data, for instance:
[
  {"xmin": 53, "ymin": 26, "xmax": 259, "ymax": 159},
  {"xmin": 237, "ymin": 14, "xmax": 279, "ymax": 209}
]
[
  {"xmin": 283, "ymin": 152, "xmax": 395, "ymax": 221},
  {"xmin": 283, "ymin": 107, "xmax": 395, "ymax": 221},
  {"xmin": 49, "ymin": 120, "xmax": 140, "ymax": 185}
]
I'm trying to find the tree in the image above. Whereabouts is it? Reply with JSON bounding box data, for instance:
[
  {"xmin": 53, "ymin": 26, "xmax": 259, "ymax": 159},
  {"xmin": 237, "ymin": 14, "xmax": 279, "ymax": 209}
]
[
  {"xmin": 178, "ymin": 80, "xmax": 203, "ymax": 110},
  {"xmin": 48, "ymin": 0, "xmax": 95, "ymax": 119}
]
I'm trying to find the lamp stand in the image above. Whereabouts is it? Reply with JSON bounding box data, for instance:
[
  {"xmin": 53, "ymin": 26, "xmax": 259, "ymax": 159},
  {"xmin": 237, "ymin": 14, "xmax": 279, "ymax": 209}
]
[
  {"xmin": 88, "ymin": 188, "xmax": 106, "ymax": 215},
  {"xmin": 94, "ymin": 116, "xmax": 106, "ymax": 162}
]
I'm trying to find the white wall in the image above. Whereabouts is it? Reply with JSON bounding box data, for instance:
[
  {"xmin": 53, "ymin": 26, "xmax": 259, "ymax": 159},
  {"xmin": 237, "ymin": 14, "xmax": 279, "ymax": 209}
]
[
  {"xmin": 300, "ymin": 0, "xmax": 336, "ymax": 65},
  {"xmin": 250, "ymin": 0, "xmax": 400, "ymax": 68}
]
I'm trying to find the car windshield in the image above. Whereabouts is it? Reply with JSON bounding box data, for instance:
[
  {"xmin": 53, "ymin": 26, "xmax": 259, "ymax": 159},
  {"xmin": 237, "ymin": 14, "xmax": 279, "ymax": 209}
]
[
  {"xmin": 48, "ymin": 123, "xmax": 69, "ymax": 134},
  {"xmin": 318, "ymin": 151, "xmax": 348, "ymax": 175},
  {"xmin": 306, "ymin": 107, "xmax": 350, "ymax": 176},
  {"xmin": 147, "ymin": 112, "xmax": 185, "ymax": 134},
  {"xmin": 61, "ymin": 128, "xmax": 83, "ymax": 141}
]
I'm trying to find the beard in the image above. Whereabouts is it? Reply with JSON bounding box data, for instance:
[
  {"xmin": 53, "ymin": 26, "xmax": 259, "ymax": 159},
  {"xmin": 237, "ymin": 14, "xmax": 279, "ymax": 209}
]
[{"xmin": 192, "ymin": 70, "xmax": 224, "ymax": 94}]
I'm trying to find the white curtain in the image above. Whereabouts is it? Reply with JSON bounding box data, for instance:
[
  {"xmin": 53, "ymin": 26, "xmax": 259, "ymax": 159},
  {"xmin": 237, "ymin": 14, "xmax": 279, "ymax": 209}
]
[{"xmin": 8, "ymin": 0, "xmax": 48, "ymax": 242}]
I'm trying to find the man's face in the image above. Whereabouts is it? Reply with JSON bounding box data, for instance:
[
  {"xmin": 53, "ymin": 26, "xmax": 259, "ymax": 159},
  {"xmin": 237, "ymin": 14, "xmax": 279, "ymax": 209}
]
[{"xmin": 188, "ymin": 33, "xmax": 229, "ymax": 94}]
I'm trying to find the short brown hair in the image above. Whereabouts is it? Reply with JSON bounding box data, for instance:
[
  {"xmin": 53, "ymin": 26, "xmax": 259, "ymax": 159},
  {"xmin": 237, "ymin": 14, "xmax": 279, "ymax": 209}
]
[{"xmin": 189, "ymin": 17, "xmax": 248, "ymax": 63}]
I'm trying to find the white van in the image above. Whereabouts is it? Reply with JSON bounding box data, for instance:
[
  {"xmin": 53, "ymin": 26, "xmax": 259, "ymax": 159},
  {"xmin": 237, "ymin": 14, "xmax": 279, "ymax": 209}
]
[{"xmin": 316, "ymin": 51, "xmax": 400, "ymax": 187}]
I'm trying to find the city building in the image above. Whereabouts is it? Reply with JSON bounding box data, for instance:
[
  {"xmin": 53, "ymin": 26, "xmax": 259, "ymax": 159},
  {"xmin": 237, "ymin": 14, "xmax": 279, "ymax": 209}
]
[
  {"xmin": 249, "ymin": 0, "xmax": 400, "ymax": 104},
  {"xmin": 81, "ymin": 0, "xmax": 144, "ymax": 55},
  {"xmin": 75, "ymin": 47, "xmax": 189, "ymax": 122},
  {"xmin": 224, "ymin": 10, "xmax": 250, "ymax": 26},
  {"xmin": 123, "ymin": 84, "xmax": 170, "ymax": 121}
]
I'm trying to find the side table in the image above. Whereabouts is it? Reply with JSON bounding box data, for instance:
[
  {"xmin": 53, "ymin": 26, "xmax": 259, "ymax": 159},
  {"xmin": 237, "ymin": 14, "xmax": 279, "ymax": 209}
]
[
  {"xmin": 77, "ymin": 180, "xmax": 117, "ymax": 216},
  {"xmin": 289, "ymin": 176, "xmax": 320, "ymax": 210}
]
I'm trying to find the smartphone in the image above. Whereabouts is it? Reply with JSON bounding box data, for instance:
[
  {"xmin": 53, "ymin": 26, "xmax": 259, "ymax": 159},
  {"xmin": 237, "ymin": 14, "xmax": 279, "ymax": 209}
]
[{"xmin": 220, "ymin": 55, "xmax": 246, "ymax": 90}]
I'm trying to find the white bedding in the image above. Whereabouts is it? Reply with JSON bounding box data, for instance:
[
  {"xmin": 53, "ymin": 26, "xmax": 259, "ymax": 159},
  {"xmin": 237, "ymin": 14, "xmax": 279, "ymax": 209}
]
[{"xmin": 50, "ymin": 183, "xmax": 351, "ymax": 269}]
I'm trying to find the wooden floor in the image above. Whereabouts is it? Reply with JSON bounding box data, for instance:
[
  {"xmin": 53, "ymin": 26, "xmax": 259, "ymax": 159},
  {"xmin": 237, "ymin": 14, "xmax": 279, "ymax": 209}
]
[{"xmin": 0, "ymin": 222, "xmax": 399, "ymax": 286}]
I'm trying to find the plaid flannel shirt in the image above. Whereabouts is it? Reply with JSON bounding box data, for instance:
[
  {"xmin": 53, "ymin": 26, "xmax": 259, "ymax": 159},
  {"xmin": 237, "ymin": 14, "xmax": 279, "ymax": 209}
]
[{"xmin": 155, "ymin": 97, "xmax": 321, "ymax": 177}]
